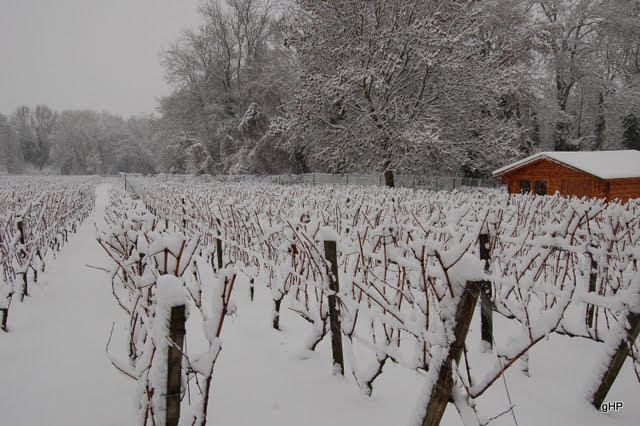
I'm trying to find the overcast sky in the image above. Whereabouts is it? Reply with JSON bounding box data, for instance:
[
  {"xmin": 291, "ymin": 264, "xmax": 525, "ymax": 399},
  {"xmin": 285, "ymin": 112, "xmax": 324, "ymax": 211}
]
[{"xmin": 0, "ymin": 0, "xmax": 200, "ymax": 117}]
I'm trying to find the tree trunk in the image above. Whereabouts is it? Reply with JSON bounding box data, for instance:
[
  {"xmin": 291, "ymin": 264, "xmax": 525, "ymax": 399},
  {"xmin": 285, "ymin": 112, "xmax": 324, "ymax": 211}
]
[
  {"xmin": 384, "ymin": 169, "xmax": 395, "ymax": 187},
  {"xmin": 554, "ymin": 76, "xmax": 575, "ymax": 151},
  {"xmin": 382, "ymin": 159, "xmax": 395, "ymax": 187},
  {"xmin": 384, "ymin": 169, "xmax": 395, "ymax": 188},
  {"xmin": 593, "ymin": 92, "xmax": 606, "ymax": 150}
]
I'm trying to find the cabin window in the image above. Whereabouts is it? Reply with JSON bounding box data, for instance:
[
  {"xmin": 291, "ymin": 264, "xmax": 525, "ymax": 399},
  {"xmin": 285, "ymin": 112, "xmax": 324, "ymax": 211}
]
[
  {"xmin": 535, "ymin": 180, "xmax": 548, "ymax": 195},
  {"xmin": 519, "ymin": 180, "xmax": 531, "ymax": 193}
]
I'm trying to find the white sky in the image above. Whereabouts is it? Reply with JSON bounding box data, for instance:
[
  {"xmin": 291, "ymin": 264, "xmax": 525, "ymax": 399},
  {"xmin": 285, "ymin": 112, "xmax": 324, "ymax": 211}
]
[{"xmin": 0, "ymin": 0, "xmax": 200, "ymax": 117}]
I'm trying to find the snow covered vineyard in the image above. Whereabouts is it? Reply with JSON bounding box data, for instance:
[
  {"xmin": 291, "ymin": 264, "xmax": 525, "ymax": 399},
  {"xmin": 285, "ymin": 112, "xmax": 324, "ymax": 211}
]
[
  {"xmin": 2, "ymin": 176, "xmax": 640, "ymax": 426},
  {"xmin": 0, "ymin": 176, "xmax": 96, "ymax": 331},
  {"xmin": 123, "ymin": 173, "xmax": 502, "ymax": 192}
]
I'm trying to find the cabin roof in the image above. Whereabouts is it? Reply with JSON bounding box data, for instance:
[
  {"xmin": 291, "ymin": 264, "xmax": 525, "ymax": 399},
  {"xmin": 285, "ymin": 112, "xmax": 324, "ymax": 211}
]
[{"xmin": 492, "ymin": 150, "xmax": 640, "ymax": 180}]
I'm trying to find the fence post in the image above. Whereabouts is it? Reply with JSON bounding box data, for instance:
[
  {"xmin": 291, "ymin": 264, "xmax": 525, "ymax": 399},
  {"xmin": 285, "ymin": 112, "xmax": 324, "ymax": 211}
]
[
  {"xmin": 323, "ymin": 239, "xmax": 344, "ymax": 375},
  {"xmin": 0, "ymin": 307, "xmax": 7, "ymax": 332},
  {"xmin": 590, "ymin": 312, "xmax": 640, "ymax": 409},
  {"xmin": 312, "ymin": 173, "xmax": 316, "ymax": 186},
  {"xmin": 166, "ymin": 304, "xmax": 186, "ymax": 426},
  {"xmin": 16, "ymin": 217, "xmax": 28, "ymax": 300},
  {"xmin": 181, "ymin": 198, "xmax": 186, "ymax": 231},
  {"xmin": 421, "ymin": 281, "xmax": 481, "ymax": 426},
  {"xmin": 216, "ymin": 238, "xmax": 223, "ymax": 272},
  {"xmin": 1, "ymin": 285, "xmax": 11, "ymax": 331},
  {"xmin": 479, "ymin": 233, "xmax": 493, "ymax": 350},
  {"xmin": 345, "ymin": 174, "xmax": 349, "ymax": 186},
  {"xmin": 586, "ymin": 245, "xmax": 598, "ymax": 328}
]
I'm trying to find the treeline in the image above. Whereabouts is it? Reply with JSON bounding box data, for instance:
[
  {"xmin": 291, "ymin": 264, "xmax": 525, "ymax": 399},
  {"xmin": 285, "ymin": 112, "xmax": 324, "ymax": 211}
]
[
  {"xmin": 2, "ymin": 0, "xmax": 640, "ymax": 178},
  {"xmin": 155, "ymin": 0, "xmax": 640, "ymax": 180},
  {"xmin": 0, "ymin": 106, "xmax": 223, "ymax": 175},
  {"xmin": 0, "ymin": 107, "xmax": 155, "ymax": 175}
]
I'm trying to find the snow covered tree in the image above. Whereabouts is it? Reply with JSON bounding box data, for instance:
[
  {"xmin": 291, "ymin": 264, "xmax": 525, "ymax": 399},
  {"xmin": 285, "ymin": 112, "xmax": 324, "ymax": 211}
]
[
  {"xmin": 526, "ymin": 0, "xmax": 640, "ymax": 152},
  {"xmin": 0, "ymin": 114, "xmax": 22, "ymax": 173},
  {"xmin": 159, "ymin": 0, "xmax": 294, "ymax": 174},
  {"xmin": 10, "ymin": 106, "xmax": 37, "ymax": 168},
  {"xmin": 49, "ymin": 110, "xmax": 156, "ymax": 175},
  {"xmin": 622, "ymin": 114, "xmax": 640, "ymax": 150},
  {"xmin": 284, "ymin": 0, "xmax": 527, "ymax": 182},
  {"xmin": 50, "ymin": 110, "xmax": 102, "ymax": 174},
  {"xmin": 29, "ymin": 105, "xmax": 58, "ymax": 170},
  {"xmin": 9, "ymin": 105, "xmax": 57, "ymax": 170},
  {"xmin": 187, "ymin": 140, "xmax": 216, "ymax": 175}
]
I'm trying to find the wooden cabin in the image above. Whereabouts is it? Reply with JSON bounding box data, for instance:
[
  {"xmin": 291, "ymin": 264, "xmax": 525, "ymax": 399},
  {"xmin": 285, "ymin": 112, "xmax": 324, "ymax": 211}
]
[{"xmin": 492, "ymin": 150, "xmax": 640, "ymax": 202}]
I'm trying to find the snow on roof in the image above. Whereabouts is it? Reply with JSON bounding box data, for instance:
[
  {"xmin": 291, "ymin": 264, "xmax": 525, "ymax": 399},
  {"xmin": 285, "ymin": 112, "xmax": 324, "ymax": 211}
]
[{"xmin": 492, "ymin": 150, "xmax": 640, "ymax": 180}]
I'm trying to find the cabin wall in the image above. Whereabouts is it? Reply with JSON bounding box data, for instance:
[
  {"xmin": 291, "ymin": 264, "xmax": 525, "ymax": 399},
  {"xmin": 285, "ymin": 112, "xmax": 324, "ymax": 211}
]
[
  {"xmin": 501, "ymin": 159, "xmax": 605, "ymax": 198},
  {"xmin": 608, "ymin": 178, "xmax": 640, "ymax": 202}
]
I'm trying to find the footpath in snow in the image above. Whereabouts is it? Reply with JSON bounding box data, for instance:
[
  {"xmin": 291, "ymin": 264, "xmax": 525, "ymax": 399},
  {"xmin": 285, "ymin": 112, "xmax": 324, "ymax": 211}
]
[{"xmin": 0, "ymin": 183, "xmax": 136, "ymax": 425}]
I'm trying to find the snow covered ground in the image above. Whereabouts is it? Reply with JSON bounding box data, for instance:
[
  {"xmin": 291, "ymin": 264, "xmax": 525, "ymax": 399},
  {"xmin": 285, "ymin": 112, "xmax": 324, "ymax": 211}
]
[
  {"xmin": 0, "ymin": 183, "xmax": 136, "ymax": 425},
  {"xmin": 1, "ymin": 182, "xmax": 639, "ymax": 425}
]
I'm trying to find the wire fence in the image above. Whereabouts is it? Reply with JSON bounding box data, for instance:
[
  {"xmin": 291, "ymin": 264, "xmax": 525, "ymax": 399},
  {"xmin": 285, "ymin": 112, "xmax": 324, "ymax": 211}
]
[{"xmin": 123, "ymin": 173, "xmax": 503, "ymax": 192}]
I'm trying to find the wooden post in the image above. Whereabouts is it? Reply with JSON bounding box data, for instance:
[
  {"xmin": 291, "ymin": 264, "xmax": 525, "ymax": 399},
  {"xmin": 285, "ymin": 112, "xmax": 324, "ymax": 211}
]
[
  {"xmin": 181, "ymin": 198, "xmax": 186, "ymax": 231},
  {"xmin": 166, "ymin": 304, "xmax": 186, "ymax": 426},
  {"xmin": 479, "ymin": 233, "xmax": 493, "ymax": 349},
  {"xmin": 422, "ymin": 281, "xmax": 481, "ymax": 426},
  {"xmin": 591, "ymin": 311, "xmax": 640, "ymax": 409},
  {"xmin": 312, "ymin": 173, "xmax": 316, "ymax": 186},
  {"xmin": 216, "ymin": 238, "xmax": 223, "ymax": 272},
  {"xmin": 273, "ymin": 297, "xmax": 282, "ymax": 330},
  {"xmin": 17, "ymin": 217, "xmax": 28, "ymax": 300},
  {"xmin": 586, "ymin": 247, "xmax": 598, "ymax": 328},
  {"xmin": 323, "ymin": 239, "xmax": 344, "ymax": 375},
  {"xmin": 1, "ymin": 305, "xmax": 8, "ymax": 332}
]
